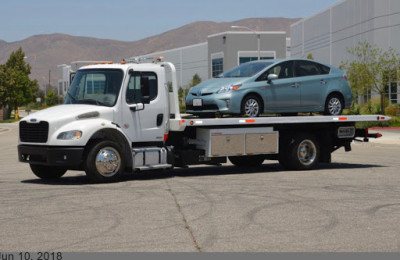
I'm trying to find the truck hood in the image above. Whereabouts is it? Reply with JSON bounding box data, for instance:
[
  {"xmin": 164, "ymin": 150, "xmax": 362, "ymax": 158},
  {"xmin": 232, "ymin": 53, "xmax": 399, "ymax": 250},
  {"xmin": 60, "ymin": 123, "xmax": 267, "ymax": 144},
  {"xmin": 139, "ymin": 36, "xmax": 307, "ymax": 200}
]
[
  {"xmin": 190, "ymin": 78, "xmax": 247, "ymax": 94},
  {"xmin": 22, "ymin": 104, "xmax": 114, "ymax": 125}
]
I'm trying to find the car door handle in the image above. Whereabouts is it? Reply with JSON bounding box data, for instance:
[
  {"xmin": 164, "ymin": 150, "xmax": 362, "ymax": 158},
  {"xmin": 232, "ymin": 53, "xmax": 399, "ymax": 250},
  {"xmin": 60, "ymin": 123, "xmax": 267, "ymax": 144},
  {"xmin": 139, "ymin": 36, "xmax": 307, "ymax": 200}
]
[
  {"xmin": 291, "ymin": 83, "xmax": 300, "ymax": 88},
  {"xmin": 320, "ymin": 79, "xmax": 327, "ymax": 85}
]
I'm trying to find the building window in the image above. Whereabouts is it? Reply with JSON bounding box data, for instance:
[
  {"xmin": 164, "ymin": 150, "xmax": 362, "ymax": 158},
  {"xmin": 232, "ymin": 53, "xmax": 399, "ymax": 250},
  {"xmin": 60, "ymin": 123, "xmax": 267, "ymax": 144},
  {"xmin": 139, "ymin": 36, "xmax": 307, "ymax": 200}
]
[
  {"xmin": 385, "ymin": 82, "xmax": 398, "ymax": 104},
  {"xmin": 239, "ymin": 57, "xmax": 273, "ymax": 64},
  {"xmin": 212, "ymin": 58, "xmax": 223, "ymax": 77}
]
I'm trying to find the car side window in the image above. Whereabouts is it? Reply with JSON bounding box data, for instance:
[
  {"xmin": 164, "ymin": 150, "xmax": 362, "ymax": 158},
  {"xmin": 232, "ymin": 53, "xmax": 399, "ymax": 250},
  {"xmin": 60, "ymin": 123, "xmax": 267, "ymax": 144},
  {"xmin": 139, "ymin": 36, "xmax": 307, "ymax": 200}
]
[
  {"xmin": 320, "ymin": 64, "xmax": 331, "ymax": 74},
  {"xmin": 295, "ymin": 60, "xmax": 325, "ymax": 77},
  {"xmin": 256, "ymin": 61, "xmax": 294, "ymax": 81},
  {"xmin": 126, "ymin": 72, "xmax": 158, "ymax": 104}
]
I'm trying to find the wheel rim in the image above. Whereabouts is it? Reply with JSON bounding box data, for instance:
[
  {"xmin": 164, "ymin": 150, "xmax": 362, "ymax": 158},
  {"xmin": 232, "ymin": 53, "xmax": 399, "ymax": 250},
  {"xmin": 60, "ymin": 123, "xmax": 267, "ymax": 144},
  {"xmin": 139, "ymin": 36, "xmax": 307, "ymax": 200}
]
[
  {"xmin": 328, "ymin": 97, "xmax": 342, "ymax": 115},
  {"xmin": 244, "ymin": 98, "xmax": 260, "ymax": 117},
  {"xmin": 297, "ymin": 140, "xmax": 317, "ymax": 166},
  {"xmin": 95, "ymin": 147, "xmax": 121, "ymax": 177}
]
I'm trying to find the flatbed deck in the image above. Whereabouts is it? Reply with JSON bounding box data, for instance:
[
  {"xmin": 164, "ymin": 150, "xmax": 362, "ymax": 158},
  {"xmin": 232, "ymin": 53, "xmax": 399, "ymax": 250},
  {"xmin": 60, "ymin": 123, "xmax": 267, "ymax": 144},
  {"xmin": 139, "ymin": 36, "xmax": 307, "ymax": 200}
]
[{"xmin": 170, "ymin": 115, "xmax": 390, "ymax": 131}]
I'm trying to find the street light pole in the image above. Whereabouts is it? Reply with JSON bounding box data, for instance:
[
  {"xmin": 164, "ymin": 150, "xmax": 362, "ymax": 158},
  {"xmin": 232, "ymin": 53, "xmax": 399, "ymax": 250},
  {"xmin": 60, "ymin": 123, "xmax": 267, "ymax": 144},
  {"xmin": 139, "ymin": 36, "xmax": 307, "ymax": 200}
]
[{"xmin": 231, "ymin": 25, "xmax": 260, "ymax": 61}]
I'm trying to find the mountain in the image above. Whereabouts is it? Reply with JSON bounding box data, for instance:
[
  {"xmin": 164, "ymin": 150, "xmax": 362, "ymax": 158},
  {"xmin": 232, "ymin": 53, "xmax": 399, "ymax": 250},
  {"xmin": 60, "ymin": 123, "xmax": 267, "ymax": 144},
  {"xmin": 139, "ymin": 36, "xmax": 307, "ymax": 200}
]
[{"xmin": 0, "ymin": 17, "xmax": 300, "ymax": 88}]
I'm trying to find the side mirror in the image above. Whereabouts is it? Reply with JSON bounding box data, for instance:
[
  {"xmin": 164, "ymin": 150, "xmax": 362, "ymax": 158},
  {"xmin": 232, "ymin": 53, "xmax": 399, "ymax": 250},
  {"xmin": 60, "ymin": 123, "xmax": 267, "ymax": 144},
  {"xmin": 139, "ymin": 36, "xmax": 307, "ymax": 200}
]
[
  {"xmin": 267, "ymin": 74, "xmax": 278, "ymax": 83},
  {"xmin": 141, "ymin": 96, "xmax": 151, "ymax": 104},
  {"xmin": 130, "ymin": 103, "xmax": 144, "ymax": 112}
]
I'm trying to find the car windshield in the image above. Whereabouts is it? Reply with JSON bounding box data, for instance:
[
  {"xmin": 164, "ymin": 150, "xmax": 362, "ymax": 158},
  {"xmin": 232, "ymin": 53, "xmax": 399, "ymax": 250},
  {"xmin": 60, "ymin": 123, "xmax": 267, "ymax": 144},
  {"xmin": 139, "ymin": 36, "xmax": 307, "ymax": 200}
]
[
  {"xmin": 65, "ymin": 69, "xmax": 123, "ymax": 107},
  {"xmin": 218, "ymin": 61, "xmax": 273, "ymax": 78}
]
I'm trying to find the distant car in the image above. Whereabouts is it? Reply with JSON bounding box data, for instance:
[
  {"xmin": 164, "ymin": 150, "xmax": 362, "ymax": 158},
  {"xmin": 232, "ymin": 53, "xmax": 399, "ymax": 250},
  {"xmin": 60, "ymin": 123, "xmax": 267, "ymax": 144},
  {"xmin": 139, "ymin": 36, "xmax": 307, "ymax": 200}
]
[{"xmin": 185, "ymin": 58, "xmax": 352, "ymax": 117}]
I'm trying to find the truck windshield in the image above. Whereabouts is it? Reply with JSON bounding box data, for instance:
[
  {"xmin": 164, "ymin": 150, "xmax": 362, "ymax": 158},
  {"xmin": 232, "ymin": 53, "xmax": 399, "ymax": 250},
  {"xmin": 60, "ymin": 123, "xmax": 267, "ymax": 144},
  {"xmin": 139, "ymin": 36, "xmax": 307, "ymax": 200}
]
[
  {"xmin": 218, "ymin": 61, "xmax": 273, "ymax": 78},
  {"xmin": 65, "ymin": 69, "xmax": 123, "ymax": 107}
]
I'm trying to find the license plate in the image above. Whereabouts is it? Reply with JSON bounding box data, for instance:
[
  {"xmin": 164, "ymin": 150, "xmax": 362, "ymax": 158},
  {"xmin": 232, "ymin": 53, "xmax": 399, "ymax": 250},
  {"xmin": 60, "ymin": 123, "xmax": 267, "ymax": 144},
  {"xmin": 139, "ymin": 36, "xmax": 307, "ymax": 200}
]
[{"xmin": 193, "ymin": 99, "xmax": 202, "ymax": 107}]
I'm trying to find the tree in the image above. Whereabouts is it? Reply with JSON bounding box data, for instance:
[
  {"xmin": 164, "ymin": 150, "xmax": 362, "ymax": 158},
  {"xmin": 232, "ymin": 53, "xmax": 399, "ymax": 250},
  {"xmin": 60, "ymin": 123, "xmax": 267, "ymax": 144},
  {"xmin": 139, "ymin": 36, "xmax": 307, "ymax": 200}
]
[
  {"xmin": 45, "ymin": 90, "xmax": 62, "ymax": 106},
  {"xmin": 306, "ymin": 53, "xmax": 314, "ymax": 60},
  {"xmin": 0, "ymin": 48, "xmax": 39, "ymax": 118},
  {"xmin": 189, "ymin": 73, "xmax": 202, "ymax": 88},
  {"xmin": 340, "ymin": 41, "xmax": 400, "ymax": 114}
]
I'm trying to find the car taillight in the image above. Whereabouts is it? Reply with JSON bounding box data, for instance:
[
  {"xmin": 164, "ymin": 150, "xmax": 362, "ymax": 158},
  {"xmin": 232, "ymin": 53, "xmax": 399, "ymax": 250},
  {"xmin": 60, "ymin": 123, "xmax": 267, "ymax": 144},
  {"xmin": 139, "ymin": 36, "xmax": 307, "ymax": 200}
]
[{"xmin": 343, "ymin": 74, "xmax": 348, "ymax": 81}]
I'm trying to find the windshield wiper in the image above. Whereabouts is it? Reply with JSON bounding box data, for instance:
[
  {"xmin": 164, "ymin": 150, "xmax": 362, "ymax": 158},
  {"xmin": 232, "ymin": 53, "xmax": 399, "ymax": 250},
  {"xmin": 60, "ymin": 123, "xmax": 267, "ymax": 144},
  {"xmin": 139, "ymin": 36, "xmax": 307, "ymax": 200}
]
[{"xmin": 78, "ymin": 99, "xmax": 105, "ymax": 106}]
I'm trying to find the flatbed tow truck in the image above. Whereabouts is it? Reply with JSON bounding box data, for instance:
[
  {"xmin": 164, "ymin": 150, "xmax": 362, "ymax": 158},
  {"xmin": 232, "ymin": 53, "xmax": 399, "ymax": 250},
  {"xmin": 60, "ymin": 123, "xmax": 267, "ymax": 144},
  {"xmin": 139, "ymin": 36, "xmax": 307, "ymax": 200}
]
[{"xmin": 18, "ymin": 58, "xmax": 389, "ymax": 182}]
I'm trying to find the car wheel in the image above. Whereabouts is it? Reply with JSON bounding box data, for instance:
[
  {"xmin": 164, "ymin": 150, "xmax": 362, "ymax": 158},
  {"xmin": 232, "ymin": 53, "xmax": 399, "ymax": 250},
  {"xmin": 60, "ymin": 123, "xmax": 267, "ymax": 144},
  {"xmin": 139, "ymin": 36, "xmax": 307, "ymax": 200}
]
[
  {"xmin": 241, "ymin": 95, "xmax": 262, "ymax": 117},
  {"xmin": 30, "ymin": 164, "xmax": 67, "ymax": 180},
  {"xmin": 85, "ymin": 140, "xmax": 125, "ymax": 183},
  {"xmin": 324, "ymin": 94, "xmax": 344, "ymax": 115}
]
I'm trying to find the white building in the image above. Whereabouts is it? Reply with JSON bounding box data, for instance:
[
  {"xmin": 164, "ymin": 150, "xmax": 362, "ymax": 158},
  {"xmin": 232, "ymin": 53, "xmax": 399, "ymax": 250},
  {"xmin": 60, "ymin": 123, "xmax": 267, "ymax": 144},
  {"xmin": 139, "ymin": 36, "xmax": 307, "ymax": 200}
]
[{"xmin": 291, "ymin": 0, "xmax": 400, "ymax": 103}]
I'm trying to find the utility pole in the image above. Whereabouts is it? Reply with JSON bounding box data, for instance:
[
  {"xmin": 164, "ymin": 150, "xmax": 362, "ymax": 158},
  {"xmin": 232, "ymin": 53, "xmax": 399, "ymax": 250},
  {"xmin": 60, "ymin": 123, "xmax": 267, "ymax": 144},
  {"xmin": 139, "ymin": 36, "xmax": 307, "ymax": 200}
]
[{"xmin": 45, "ymin": 70, "xmax": 51, "ymax": 107}]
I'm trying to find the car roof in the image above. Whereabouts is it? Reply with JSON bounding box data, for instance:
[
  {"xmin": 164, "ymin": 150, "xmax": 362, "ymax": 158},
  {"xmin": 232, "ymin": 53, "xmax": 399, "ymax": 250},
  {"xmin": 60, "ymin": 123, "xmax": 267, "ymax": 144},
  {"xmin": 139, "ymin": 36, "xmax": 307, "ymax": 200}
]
[{"xmin": 246, "ymin": 58, "xmax": 332, "ymax": 67}]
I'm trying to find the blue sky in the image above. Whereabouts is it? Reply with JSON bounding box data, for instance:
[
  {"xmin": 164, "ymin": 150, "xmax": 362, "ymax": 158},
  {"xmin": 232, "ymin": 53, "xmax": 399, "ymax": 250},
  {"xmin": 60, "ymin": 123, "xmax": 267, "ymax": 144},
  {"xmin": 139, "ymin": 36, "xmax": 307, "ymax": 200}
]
[{"xmin": 0, "ymin": 0, "xmax": 340, "ymax": 43}]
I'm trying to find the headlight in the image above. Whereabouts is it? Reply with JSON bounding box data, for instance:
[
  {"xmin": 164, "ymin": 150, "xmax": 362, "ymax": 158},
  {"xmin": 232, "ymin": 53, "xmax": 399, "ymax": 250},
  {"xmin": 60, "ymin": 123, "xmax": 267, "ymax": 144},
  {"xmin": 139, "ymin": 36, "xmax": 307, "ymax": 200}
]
[
  {"xmin": 216, "ymin": 84, "xmax": 241, "ymax": 94},
  {"xmin": 57, "ymin": 130, "xmax": 82, "ymax": 140}
]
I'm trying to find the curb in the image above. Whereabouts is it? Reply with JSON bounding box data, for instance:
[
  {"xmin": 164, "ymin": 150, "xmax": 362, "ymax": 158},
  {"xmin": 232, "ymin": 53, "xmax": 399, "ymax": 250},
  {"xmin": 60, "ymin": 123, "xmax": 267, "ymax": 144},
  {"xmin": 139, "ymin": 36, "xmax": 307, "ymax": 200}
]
[{"xmin": 369, "ymin": 127, "xmax": 400, "ymax": 130}]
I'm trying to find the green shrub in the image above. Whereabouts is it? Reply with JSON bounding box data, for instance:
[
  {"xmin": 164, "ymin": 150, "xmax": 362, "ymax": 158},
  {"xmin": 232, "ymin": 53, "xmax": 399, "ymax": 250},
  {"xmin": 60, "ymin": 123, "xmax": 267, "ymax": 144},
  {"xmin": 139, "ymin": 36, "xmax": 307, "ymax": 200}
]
[{"xmin": 385, "ymin": 104, "xmax": 400, "ymax": 116}]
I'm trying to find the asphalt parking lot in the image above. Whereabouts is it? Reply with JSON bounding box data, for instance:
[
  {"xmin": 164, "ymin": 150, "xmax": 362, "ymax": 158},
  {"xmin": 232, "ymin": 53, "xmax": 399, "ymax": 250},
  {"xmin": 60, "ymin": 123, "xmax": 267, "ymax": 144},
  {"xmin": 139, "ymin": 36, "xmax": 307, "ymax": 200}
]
[{"xmin": 1, "ymin": 122, "xmax": 400, "ymax": 252}]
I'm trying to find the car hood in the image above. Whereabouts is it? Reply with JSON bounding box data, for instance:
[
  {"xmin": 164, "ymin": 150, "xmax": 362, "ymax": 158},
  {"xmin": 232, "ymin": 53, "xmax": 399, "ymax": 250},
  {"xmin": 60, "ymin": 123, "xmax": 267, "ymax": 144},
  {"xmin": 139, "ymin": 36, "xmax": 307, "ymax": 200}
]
[
  {"xmin": 22, "ymin": 104, "xmax": 114, "ymax": 125},
  {"xmin": 190, "ymin": 78, "xmax": 247, "ymax": 94}
]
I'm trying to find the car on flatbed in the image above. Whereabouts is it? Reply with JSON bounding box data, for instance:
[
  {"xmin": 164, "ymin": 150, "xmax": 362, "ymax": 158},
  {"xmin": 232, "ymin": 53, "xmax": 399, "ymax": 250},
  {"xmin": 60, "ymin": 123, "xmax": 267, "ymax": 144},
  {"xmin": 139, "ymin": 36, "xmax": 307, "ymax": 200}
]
[{"xmin": 185, "ymin": 58, "xmax": 352, "ymax": 117}]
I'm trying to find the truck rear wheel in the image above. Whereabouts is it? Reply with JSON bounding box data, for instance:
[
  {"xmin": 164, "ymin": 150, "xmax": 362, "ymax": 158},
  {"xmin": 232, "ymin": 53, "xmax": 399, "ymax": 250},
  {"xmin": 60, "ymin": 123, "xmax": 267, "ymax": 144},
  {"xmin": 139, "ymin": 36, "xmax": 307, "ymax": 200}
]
[
  {"xmin": 30, "ymin": 164, "xmax": 67, "ymax": 180},
  {"xmin": 229, "ymin": 155, "xmax": 265, "ymax": 167},
  {"xmin": 279, "ymin": 134, "xmax": 320, "ymax": 170},
  {"xmin": 85, "ymin": 140, "xmax": 125, "ymax": 183}
]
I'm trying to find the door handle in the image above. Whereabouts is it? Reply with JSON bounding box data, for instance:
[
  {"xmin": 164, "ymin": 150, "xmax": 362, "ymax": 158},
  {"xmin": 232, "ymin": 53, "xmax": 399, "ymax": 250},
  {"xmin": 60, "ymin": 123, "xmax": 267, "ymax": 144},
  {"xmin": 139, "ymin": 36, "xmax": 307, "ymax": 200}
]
[
  {"xmin": 320, "ymin": 79, "xmax": 327, "ymax": 85},
  {"xmin": 291, "ymin": 83, "xmax": 299, "ymax": 88},
  {"xmin": 156, "ymin": 114, "xmax": 163, "ymax": 127}
]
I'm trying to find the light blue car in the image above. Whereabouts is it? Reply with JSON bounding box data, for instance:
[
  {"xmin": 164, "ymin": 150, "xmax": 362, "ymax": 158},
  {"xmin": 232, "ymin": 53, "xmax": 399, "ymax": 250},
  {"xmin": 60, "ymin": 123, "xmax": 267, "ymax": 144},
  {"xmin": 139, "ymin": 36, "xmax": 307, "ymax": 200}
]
[{"xmin": 185, "ymin": 58, "xmax": 352, "ymax": 117}]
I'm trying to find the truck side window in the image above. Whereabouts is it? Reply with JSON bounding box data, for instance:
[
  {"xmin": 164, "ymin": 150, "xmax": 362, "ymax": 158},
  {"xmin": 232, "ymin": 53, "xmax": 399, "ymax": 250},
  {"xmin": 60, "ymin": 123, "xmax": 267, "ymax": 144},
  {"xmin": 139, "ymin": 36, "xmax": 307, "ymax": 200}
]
[{"xmin": 126, "ymin": 72, "xmax": 158, "ymax": 104}]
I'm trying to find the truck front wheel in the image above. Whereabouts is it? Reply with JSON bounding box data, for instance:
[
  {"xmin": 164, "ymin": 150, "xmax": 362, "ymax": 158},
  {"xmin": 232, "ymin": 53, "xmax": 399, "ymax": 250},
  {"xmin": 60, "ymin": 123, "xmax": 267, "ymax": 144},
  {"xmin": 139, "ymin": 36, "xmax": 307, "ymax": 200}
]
[
  {"xmin": 85, "ymin": 140, "xmax": 125, "ymax": 183},
  {"xmin": 30, "ymin": 164, "xmax": 67, "ymax": 180},
  {"xmin": 279, "ymin": 134, "xmax": 320, "ymax": 170},
  {"xmin": 229, "ymin": 155, "xmax": 265, "ymax": 167}
]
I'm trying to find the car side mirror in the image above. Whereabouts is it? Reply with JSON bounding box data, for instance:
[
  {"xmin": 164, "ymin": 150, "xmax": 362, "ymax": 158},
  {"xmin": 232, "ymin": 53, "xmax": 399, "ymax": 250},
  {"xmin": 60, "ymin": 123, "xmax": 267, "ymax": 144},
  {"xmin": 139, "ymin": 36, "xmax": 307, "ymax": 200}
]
[{"xmin": 267, "ymin": 74, "xmax": 278, "ymax": 83}]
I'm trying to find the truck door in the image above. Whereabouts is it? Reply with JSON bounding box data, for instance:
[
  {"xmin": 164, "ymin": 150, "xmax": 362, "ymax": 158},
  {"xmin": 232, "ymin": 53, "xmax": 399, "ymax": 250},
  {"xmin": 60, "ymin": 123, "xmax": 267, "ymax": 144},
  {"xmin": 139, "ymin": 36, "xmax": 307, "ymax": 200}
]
[{"xmin": 122, "ymin": 70, "xmax": 167, "ymax": 144}]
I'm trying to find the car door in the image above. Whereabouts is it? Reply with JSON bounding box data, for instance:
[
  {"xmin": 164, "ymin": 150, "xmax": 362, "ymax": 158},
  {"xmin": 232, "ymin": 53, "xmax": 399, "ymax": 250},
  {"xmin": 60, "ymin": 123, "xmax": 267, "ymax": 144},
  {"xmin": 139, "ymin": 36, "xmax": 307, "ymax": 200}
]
[
  {"xmin": 258, "ymin": 60, "xmax": 300, "ymax": 111},
  {"xmin": 294, "ymin": 60, "xmax": 329, "ymax": 109},
  {"xmin": 121, "ymin": 70, "xmax": 167, "ymax": 144}
]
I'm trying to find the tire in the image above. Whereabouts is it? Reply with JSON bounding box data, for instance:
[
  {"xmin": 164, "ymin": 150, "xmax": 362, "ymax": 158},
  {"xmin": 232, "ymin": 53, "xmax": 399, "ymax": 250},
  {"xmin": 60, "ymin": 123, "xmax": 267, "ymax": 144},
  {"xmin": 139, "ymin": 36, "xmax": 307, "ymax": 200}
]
[
  {"xmin": 30, "ymin": 164, "xmax": 67, "ymax": 180},
  {"xmin": 85, "ymin": 140, "xmax": 125, "ymax": 183},
  {"xmin": 279, "ymin": 134, "xmax": 320, "ymax": 170},
  {"xmin": 324, "ymin": 94, "xmax": 344, "ymax": 115},
  {"xmin": 241, "ymin": 95, "xmax": 263, "ymax": 117},
  {"xmin": 229, "ymin": 155, "xmax": 265, "ymax": 168}
]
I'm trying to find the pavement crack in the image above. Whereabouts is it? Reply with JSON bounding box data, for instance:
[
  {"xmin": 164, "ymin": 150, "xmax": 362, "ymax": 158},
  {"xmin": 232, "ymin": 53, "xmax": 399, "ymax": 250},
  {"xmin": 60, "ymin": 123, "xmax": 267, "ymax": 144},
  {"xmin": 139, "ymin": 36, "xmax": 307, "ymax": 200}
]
[{"xmin": 166, "ymin": 180, "xmax": 202, "ymax": 252}]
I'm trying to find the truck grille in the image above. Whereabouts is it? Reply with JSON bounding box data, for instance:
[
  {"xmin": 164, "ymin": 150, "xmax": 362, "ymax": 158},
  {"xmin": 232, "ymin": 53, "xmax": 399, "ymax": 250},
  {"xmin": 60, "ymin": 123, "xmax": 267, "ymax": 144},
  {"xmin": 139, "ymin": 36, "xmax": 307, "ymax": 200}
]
[{"xmin": 19, "ymin": 121, "xmax": 49, "ymax": 143}]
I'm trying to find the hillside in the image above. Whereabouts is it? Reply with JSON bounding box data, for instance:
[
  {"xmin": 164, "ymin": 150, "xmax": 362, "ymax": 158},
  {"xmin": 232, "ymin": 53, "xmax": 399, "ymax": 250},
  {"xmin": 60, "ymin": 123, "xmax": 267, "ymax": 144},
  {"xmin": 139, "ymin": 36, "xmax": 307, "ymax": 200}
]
[{"xmin": 0, "ymin": 17, "xmax": 300, "ymax": 88}]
